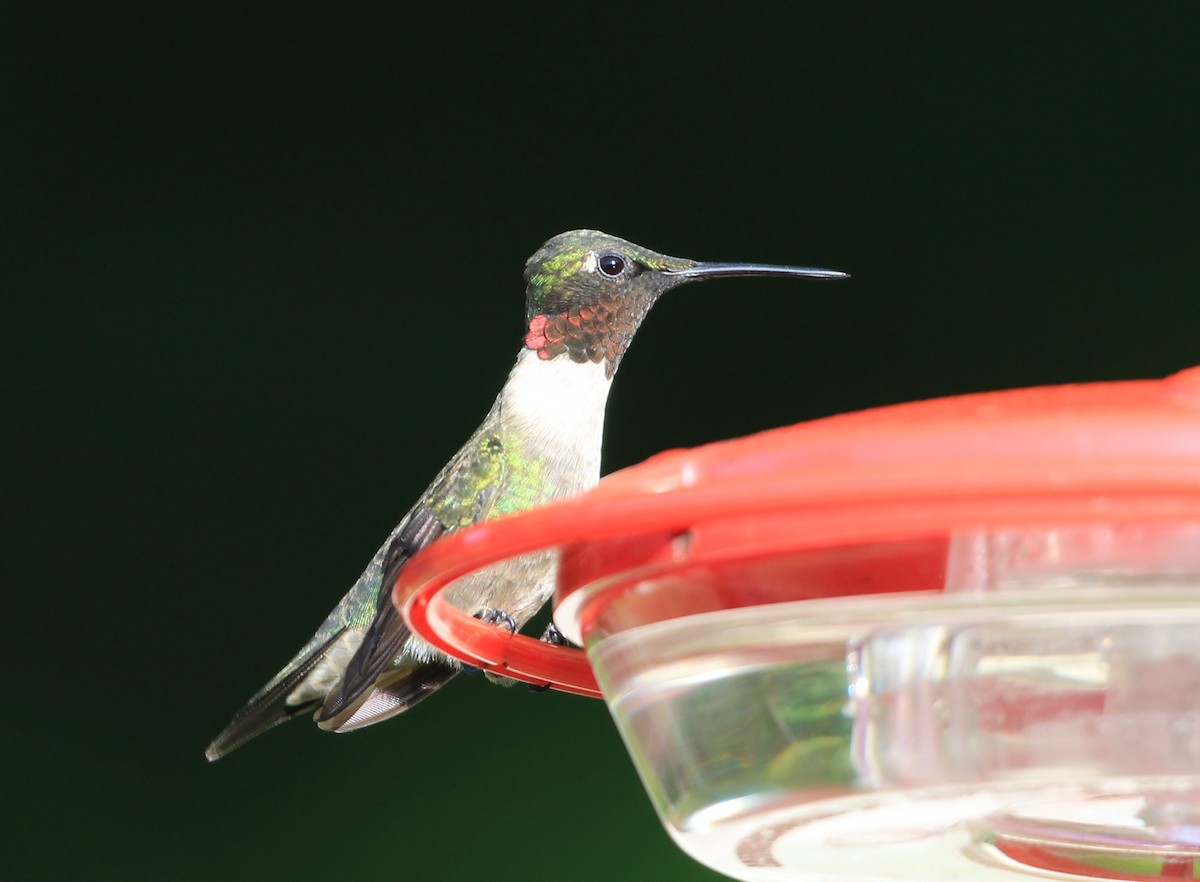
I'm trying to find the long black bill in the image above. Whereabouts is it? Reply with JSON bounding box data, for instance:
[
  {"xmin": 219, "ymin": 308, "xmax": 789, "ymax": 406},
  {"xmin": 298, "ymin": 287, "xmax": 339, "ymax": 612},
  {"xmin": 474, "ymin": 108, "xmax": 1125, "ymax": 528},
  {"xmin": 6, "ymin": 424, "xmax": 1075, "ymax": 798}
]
[{"xmin": 668, "ymin": 262, "xmax": 849, "ymax": 281}]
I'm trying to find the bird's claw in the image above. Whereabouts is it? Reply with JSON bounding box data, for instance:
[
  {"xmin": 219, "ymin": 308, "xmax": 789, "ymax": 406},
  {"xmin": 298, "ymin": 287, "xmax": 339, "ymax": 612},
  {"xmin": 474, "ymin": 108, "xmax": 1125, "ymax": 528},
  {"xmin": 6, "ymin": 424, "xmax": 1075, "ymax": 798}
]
[
  {"xmin": 527, "ymin": 622, "xmax": 573, "ymax": 691},
  {"xmin": 461, "ymin": 608, "xmax": 518, "ymax": 675},
  {"xmin": 473, "ymin": 607, "xmax": 517, "ymax": 633},
  {"xmin": 538, "ymin": 621, "xmax": 570, "ymax": 647}
]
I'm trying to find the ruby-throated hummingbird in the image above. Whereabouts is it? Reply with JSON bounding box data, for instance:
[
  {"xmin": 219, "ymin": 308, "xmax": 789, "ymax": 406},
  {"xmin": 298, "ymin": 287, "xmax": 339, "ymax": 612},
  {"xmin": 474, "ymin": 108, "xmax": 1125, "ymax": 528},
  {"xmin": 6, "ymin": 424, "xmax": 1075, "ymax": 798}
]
[{"xmin": 206, "ymin": 230, "xmax": 847, "ymax": 760}]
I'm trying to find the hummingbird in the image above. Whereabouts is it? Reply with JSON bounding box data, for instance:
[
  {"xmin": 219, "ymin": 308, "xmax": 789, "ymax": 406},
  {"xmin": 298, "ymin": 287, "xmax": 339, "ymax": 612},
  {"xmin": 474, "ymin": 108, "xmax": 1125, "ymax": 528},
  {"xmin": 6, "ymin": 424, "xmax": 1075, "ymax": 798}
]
[{"xmin": 205, "ymin": 230, "xmax": 847, "ymax": 760}]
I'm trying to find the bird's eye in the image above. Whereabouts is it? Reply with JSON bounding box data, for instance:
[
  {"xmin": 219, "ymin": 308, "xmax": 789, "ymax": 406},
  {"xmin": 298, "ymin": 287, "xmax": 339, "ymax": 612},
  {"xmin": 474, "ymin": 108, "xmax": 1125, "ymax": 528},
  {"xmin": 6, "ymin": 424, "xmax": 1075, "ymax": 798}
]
[{"xmin": 598, "ymin": 254, "xmax": 626, "ymax": 277}]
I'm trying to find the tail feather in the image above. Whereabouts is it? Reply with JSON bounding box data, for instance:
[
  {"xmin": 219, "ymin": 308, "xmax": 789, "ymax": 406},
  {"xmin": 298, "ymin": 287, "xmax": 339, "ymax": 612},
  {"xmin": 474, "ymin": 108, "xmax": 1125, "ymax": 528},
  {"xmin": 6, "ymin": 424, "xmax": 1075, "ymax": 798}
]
[
  {"xmin": 315, "ymin": 601, "xmax": 410, "ymax": 725},
  {"xmin": 206, "ymin": 505, "xmax": 456, "ymax": 759},
  {"xmin": 205, "ymin": 629, "xmax": 348, "ymax": 761},
  {"xmin": 319, "ymin": 661, "xmax": 459, "ymax": 732}
]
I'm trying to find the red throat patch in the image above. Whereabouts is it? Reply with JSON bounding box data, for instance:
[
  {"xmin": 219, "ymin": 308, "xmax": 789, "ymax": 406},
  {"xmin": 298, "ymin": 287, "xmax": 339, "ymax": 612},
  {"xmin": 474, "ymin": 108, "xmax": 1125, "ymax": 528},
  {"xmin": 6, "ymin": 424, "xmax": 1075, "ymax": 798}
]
[
  {"xmin": 524, "ymin": 302, "xmax": 634, "ymax": 377},
  {"xmin": 524, "ymin": 314, "xmax": 552, "ymax": 359}
]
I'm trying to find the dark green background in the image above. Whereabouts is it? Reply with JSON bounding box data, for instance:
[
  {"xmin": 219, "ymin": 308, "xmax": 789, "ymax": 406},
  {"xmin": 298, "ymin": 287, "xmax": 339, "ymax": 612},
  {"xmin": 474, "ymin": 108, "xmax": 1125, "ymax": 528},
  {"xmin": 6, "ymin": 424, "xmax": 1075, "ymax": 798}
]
[{"xmin": 8, "ymin": 6, "xmax": 1200, "ymax": 880}]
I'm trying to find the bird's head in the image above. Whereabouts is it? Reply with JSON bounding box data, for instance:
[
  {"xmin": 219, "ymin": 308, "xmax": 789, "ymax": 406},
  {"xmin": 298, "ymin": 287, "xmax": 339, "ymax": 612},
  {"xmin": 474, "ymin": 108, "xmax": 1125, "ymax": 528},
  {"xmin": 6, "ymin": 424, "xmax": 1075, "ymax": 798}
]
[{"xmin": 522, "ymin": 229, "xmax": 846, "ymax": 376}]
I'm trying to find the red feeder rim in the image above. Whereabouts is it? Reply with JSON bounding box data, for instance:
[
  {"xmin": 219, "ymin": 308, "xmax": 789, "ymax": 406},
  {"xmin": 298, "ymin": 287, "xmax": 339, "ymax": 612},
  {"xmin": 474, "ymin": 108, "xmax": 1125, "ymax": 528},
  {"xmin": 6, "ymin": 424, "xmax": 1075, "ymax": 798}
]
[{"xmin": 394, "ymin": 365, "xmax": 1200, "ymax": 697}]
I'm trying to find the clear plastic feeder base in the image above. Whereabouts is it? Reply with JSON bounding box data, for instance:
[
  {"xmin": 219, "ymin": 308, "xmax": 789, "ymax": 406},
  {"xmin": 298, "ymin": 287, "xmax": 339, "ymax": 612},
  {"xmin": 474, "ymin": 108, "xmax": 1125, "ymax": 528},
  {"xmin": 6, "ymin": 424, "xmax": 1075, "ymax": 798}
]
[{"xmin": 592, "ymin": 531, "xmax": 1200, "ymax": 881}]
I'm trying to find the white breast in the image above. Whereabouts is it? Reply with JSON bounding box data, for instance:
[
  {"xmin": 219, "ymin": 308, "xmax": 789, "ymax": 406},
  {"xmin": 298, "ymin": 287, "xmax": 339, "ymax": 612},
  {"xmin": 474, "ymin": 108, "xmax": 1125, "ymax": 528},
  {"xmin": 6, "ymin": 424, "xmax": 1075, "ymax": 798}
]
[
  {"xmin": 404, "ymin": 350, "xmax": 615, "ymax": 662},
  {"xmin": 499, "ymin": 349, "xmax": 613, "ymax": 491}
]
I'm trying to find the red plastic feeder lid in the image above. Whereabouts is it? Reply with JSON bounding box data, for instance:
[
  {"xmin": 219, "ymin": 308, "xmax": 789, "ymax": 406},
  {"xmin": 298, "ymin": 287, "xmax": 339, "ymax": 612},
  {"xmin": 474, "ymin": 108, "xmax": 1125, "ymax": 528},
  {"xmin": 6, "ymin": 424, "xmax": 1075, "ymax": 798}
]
[{"xmin": 392, "ymin": 366, "xmax": 1200, "ymax": 697}]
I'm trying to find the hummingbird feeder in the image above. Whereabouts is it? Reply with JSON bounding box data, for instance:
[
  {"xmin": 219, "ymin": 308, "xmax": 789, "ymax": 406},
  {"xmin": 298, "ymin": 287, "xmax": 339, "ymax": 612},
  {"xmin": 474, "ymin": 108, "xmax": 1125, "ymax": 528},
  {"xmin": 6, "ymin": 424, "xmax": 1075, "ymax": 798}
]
[{"xmin": 396, "ymin": 365, "xmax": 1200, "ymax": 882}]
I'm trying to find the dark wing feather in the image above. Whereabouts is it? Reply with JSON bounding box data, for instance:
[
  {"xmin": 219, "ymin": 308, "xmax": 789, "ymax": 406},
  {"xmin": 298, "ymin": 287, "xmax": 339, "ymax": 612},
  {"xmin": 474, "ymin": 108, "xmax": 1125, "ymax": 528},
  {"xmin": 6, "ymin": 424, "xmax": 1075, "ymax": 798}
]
[
  {"xmin": 315, "ymin": 508, "xmax": 446, "ymax": 724},
  {"xmin": 204, "ymin": 629, "xmax": 344, "ymax": 761}
]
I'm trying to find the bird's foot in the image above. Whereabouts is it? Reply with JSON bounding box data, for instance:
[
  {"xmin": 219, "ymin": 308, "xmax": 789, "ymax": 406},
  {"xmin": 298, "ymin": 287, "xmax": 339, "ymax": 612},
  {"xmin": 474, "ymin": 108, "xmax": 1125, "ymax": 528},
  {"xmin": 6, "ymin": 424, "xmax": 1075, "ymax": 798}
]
[
  {"xmin": 538, "ymin": 621, "xmax": 570, "ymax": 647},
  {"xmin": 462, "ymin": 608, "xmax": 518, "ymax": 675},
  {"xmin": 474, "ymin": 607, "xmax": 517, "ymax": 633},
  {"xmin": 527, "ymin": 622, "xmax": 573, "ymax": 692}
]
